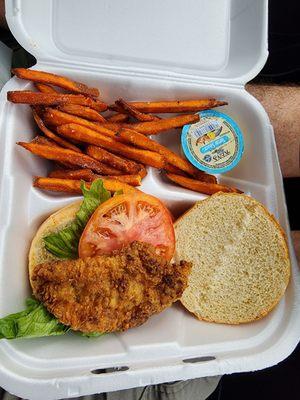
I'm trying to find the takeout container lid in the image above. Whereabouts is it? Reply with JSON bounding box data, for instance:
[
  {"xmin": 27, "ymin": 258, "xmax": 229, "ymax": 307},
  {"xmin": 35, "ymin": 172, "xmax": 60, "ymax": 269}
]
[
  {"xmin": 5, "ymin": 0, "xmax": 268, "ymax": 85},
  {"xmin": 0, "ymin": 1, "xmax": 299, "ymax": 399}
]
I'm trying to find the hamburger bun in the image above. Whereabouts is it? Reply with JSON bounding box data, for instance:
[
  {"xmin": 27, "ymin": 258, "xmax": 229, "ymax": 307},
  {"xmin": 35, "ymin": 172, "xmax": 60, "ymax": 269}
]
[
  {"xmin": 29, "ymin": 201, "xmax": 81, "ymax": 288},
  {"xmin": 175, "ymin": 193, "xmax": 291, "ymax": 324}
]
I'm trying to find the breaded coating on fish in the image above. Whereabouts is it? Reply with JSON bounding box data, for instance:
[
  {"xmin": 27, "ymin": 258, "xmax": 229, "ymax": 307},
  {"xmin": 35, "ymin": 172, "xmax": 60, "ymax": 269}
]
[{"xmin": 32, "ymin": 242, "xmax": 191, "ymax": 333}]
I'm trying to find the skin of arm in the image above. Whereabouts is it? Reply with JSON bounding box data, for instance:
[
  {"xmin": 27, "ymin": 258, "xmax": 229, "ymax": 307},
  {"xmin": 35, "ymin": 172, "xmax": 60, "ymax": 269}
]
[{"xmin": 247, "ymin": 83, "xmax": 300, "ymax": 178}]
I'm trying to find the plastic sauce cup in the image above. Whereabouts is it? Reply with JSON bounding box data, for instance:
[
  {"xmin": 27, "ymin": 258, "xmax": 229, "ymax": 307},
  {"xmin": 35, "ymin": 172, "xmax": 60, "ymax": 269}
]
[{"xmin": 181, "ymin": 110, "xmax": 244, "ymax": 174}]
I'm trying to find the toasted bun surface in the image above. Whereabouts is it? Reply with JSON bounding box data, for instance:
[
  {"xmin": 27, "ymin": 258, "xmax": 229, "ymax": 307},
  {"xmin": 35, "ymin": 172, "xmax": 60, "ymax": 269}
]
[
  {"xmin": 175, "ymin": 193, "xmax": 291, "ymax": 324},
  {"xmin": 29, "ymin": 201, "xmax": 81, "ymax": 288}
]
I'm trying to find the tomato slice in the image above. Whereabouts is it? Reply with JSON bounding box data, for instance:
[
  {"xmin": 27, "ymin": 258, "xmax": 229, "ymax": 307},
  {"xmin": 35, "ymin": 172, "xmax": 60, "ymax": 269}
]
[{"xmin": 79, "ymin": 193, "xmax": 175, "ymax": 261}]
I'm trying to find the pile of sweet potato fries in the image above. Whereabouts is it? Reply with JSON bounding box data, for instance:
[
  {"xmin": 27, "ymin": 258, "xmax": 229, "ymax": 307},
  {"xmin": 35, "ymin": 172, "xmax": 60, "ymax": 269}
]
[{"xmin": 8, "ymin": 68, "xmax": 241, "ymax": 195}]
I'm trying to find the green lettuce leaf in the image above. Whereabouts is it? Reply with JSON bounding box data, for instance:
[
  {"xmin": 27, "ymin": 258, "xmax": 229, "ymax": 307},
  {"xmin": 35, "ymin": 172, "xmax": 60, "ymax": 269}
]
[
  {"xmin": 0, "ymin": 180, "xmax": 112, "ymax": 340},
  {"xmin": 0, "ymin": 298, "xmax": 69, "ymax": 339},
  {"xmin": 0, "ymin": 298, "xmax": 104, "ymax": 340},
  {"xmin": 43, "ymin": 179, "xmax": 111, "ymax": 259}
]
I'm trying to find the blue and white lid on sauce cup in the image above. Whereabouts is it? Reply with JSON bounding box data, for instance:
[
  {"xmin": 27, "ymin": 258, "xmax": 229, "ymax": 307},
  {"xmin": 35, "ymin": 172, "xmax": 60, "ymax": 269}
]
[{"xmin": 181, "ymin": 110, "xmax": 244, "ymax": 174}]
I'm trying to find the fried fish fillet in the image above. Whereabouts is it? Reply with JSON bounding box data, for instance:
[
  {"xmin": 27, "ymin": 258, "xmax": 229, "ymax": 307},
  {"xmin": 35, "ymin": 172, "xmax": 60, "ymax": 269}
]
[{"xmin": 32, "ymin": 242, "xmax": 191, "ymax": 333}]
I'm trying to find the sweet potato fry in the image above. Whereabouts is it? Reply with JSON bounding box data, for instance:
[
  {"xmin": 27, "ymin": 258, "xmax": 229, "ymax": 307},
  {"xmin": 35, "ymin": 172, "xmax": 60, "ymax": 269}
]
[
  {"xmin": 32, "ymin": 138, "xmax": 77, "ymax": 169},
  {"xmin": 7, "ymin": 92, "xmax": 107, "ymax": 112},
  {"xmin": 164, "ymin": 164, "xmax": 216, "ymax": 183},
  {"xmin": 32, "ymin": 138, "xmax": 79, "ymax": 167},
  {"xmin": 49, "ymin": 168, "xmax": 94, "ymax": 181},
  {"xmin": 117, "ymin": 128, "xmax": 216, "ymax": 183},
  {"xmin": 130, "ymin": 114, "xmax": 200, "ymax": 135},
  {"xmin": 117, "ymin": 128, "xmax": 193, "ymax": 171},
  {"xmin": 57, "ymin": 104, "xmax": 106, "ymax": 122},
  {"xmin": 89, "ymin": 116, "xmax": 199, "ymax": 134},
  {"xmin": 49, "ymin": 168, "xmax": 96, "ymax": 181},
  {"xmin": 48, "ymin": 169, "xmax": 142, "ymax": 186},
  {"xmin": 44, "ymin": 108, "xmax": 116, "ymax": 138},
  {"xmin": 12, "ymin": 68, "xmax": 99, "ymax": 97},
  {"xmin": 32, "ymin": 137, "xmax": 81, "ymax": 164},
  {"xmin": 116, "ymin": 99, "xmax": 228, "ymax": 113},
  {"xmin": 54, "ymin": 162, "xmax": 78, "ymax": 170},
  {"xmin": 107, "ymin": 113, "xmax": 129, "ymax": 122},
  {"xmin": 32, "ymin": 135, "xmax": 60, "ymax": 148},
  {"xmin": 34, "ymin": 83, "xmax": 58, "ymax": 94},
  {"xmin": 163, "ymin": 163, "xmax": 187, "ymax": 176},
  {"xmin": 165, "ymin": 173, "xmax": 242, "ymax": 195},
  {"xmin": 114, "ymin": 99, "xmax": 160, "ymax": 121},
  {"xmin": 99, "ymin": 122, "xmax": 125, "ymax": 131},
  {"xmin": 107, "ymin": 174, "xmax": 142, "ymax": 186},
  {"xmin": 32, "ymin": 108, "xmax": 82, "ymax": 152},
  {"xmin": 17, "ymin": 141, "xmax": 122, "ymax": 175},
  {"xmin": 34, "ymin": 177, "xmax": 136, "ymax": 194},
  {"xmin": 137, "ymin": 166, "xmax": 148, "ymax": 178},
  {"xmin": 57, "ymin": 123, "xmax": 165, "ymax": 168},
  {"xmin": 86, "ymin": 145, "xmax": 142, "ymax": 174}
]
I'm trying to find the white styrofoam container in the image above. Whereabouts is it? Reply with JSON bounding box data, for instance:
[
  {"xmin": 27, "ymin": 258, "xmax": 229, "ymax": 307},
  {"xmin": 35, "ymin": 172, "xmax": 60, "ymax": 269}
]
[{"xmin": 0, "ymin": 1, "xmax": 299, "ymax": 399}]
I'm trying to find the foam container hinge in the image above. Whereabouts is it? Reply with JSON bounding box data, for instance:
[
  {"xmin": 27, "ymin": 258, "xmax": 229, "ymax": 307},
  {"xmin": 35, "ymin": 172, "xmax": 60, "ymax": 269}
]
[{"xmin": 0, "ymin": 1, "xmax": 299, "ymax": 399}]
